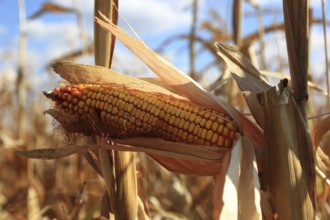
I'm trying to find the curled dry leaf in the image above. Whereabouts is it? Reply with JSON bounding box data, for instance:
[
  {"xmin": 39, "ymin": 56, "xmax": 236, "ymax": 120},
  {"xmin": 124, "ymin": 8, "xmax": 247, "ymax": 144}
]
[{"xmin": 311, "ymin": 115, "xmax": 330, "ymax": 148}]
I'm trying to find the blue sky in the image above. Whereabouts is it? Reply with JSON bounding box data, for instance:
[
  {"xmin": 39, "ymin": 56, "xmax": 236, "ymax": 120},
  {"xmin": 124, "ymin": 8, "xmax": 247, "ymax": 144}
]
[{"xmin": 0, "ymin": 0, "xmax": 328, "ymax": 91}]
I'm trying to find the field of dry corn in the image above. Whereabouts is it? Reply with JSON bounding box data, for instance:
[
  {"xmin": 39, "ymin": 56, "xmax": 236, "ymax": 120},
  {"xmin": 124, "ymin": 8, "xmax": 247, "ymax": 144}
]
[{"xmin": 1, "ymin": 0, "xmax": 330, "ymax": 219}]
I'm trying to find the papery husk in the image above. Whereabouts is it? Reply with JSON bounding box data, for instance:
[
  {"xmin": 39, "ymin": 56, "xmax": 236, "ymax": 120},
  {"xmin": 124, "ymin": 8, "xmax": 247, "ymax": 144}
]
[
  {"xmin": 258, "ymin": 82, "xmax": 315, "ymax": 219},
  {"xmin": 213, "ymin": 135, "xmax": 261, "ymax": 220}
]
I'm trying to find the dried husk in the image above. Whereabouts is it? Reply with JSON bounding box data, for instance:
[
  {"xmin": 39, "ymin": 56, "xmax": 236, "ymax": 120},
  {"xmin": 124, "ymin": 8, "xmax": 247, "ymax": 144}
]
[{"xmin": 258, "ymin": 82, "xmax": 315, "ymax": 219}]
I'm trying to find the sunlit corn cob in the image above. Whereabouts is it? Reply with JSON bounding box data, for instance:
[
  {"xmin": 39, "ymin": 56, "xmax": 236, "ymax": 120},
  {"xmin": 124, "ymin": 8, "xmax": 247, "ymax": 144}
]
[{"xmin": 44, "ymin": 83, "xmax": 238, "ymax": 148}]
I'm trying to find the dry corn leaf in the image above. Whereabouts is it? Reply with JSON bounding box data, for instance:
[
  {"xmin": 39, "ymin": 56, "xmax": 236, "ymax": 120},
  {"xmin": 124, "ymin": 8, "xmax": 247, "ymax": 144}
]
[
  {"xmin": 213, "ymin": 136, "xmax": 261, "ymax": 220},
  {"xmin": 215, "ymin": 42, "xmax": 271, "ymax": 129},
  {"xmin": 311, "ymin": 115, "xmax": 330, "ymax": 148},
  {"xmin": 28, "ymin": 2, "xmax": 74, "ymax": 19}
]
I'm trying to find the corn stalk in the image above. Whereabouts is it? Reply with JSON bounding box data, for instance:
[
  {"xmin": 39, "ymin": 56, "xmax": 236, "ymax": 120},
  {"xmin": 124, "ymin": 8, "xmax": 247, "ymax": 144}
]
[{"xmin": 94, "ymin": 0, "xmax": 138, "ymax": 219}]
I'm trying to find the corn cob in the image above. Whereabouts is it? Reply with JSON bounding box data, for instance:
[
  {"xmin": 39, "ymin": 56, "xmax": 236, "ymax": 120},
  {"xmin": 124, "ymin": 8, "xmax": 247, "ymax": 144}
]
[{"xmin": 44, "ymin": 83, "xmax": 238, "ymax": 148}]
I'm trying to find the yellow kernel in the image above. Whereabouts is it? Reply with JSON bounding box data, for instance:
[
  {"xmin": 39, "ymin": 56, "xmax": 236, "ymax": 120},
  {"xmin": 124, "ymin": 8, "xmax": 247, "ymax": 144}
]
[
  {"xmin": 184, "ymin": 111, "xmax": 191, "ymax": 120},
  {"xmin": 193, "ymin": 124, "xmax": 200, "ymax": 135},
  {"xmin": 78, "ymin": 109, "xmax": 84, "ymax": 114},
  {"xmin": 118, "ymin": 92, "xmax": 125, "ymax": 100},
  {"xmin": 211, "ymin": 133, "xmax": 218, "ymax": 143},
  {"xmin": 86, "ymin": 98, "xmax": 91, "ymax": 106},
  {"xmin": 200, "ymin": 118, "xmax": 206, "ymax": 127},
  {"xmin": 218, "ymin": 124, "xmax": 224, "ymax": 133},
  {"xmin": 169, "ymin": 115, "xmax": 176, "ymax": 125},
  {"xmin": 227, "ymin": 122, "xmax": 236, "ymax": 131},
  {"xmin": 175, "ymin": 108, "xmax": 182, "ymax": 117},
  {"xmin": 178, "ymin": 118, "xmax": 185, "ymax": 128},
  {"xmin": 188, "ymin": 123, "xmax": 195, "ymax": 133},
  {"xmin": 164, "ymin": 113, "xmax": 170, "ymax": 122},
  {"xmin": 189, "ymin": 113, "xmax": 196, "ymax": 123},
  {"xmin": 118, "ymin": 101, "xmax": 125, "ymax": 110},
  {"xmin": 195, "ymin": 115, "xmax": 201, "ymax": 124},
  {"xmin": 73, "ymin": 105, "xmax": 79, "ymax": 112},
  {"xmin": 167, "ymin": 125, "xmax": 173, "ymax": 133},
  {"xmin": 183, "ymin": 121, "xmax": 189, "ymax": 130},
  {"xmin": 201, "ymin": 129, "xmax": 207, "ymax": 139},
  {"xmin": 96, "ymin": 93, "xmax": 102, "ymax": 100},
  {"xmin": 180, "ymin": 110, "xmax": 187, "ymax": 118},
  {"xmin": 171, "ymin": 107, "xmax": 177, "ymax": 115},
  {"xmin": 158, "ymin": 102, "xmax": 165, "ymax": 109},
  {"xmin": 205, "ymin": 120, "xmax": 212, "ymax": 129},
  {"xmin": 154, "ymin": 108, "xmax": 160, "ymax": 116},
  {"xmin": 150, "ymin": 105, "xmax": 157, "ymax": 114},
  {"xmin": 135, "ymin": 109, "xmax": 141, "ymax": 118},
  {"xmin": 112, "ymin": 106, "xmax": 118, "ymax": 114},
  {"xmin": 141, "ymin": 102, "xmax": 148, "ymax": 110},
  {"xmin": 206, "ymin": 130, "xmax": 213, "ymax": 141},
  {"xmin": 100, "ymin": 111, "xmax": 106, "ymax": 118},
  {"xmin": 63, "ymin": 101, "xmax": 69, "ymax": 107},
  {"xmin": 167, "ymin": 105, "xmax": 173, "ymax": 113},
  {"xmin": 174, "ymin": 117, "xmax": 180, "ymax": 126},
  {"xmin": 217, "ymin": 117, "xmax": 224, "ymax": 124},
  {"xmin": 139, "ymin": 111, "xmax": 145, "ymax": 121},
  {"xmin": 83, "ymin": 106, "xmax": 89, "ymax": 112},
  {"xmin": 159, "ymin": 110, "xmax": 165, "ymax": 118},
  {"xmin": 193, "ymin": 107, "xmax": 200, "ymax": 114},
  {"xmin": 212, "ymin": 122, "xmax": 219, "ymax": 131},
  {"xmin": 223, "ymin": 127, "xmax": 229, "ymax": 137},
  {"xmin": 143, "ymin": 113, "xmax": 150, "ymax": 122},
  {"xmin": 133, "ymin": 98, "xmax": 140, "ymax": 106},
  {"xmin": 73, "ymin": 98, "xmax": 78, "ymax": 104}
]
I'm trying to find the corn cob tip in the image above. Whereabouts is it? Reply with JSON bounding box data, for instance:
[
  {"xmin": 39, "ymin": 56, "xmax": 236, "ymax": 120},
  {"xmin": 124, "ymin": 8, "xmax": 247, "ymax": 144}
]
[{"xmin": 43, "ymin": 91, "xmax": 53, "ymax": 99}]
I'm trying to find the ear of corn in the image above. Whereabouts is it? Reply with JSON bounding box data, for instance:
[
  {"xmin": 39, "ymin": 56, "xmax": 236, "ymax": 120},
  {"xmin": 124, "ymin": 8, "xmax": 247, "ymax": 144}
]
[{"xmin": 44, "ymin": 83, "xmax": 238, "ymax": 148}]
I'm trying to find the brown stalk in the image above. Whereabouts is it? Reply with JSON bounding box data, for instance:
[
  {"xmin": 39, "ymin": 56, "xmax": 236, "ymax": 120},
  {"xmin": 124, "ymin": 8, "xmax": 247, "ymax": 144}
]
[
  {"xmin": 232, "ymin": 0, "xmax": 243, "ymax": 45},
  {"xmin": 282, "ymin": 0, "xmax": 310, "ymax": 121},
  {"xmin": 16, "ymin": 0, "xmax": 27, "ymax": 141},
  {"xmin": 94, "ymin": 1, "xmax": 138, "ymax": 219},
  {"xmin": 259, "ymin": 81, "xmax": 315, "ymax": 219},
  {"xmin": 321, "ymin": 0, "xmax": 330, "ymax": 108}
]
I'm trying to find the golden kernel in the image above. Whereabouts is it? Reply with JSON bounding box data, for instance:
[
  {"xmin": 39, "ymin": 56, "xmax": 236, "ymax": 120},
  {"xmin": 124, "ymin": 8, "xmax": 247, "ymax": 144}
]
[
  {"xmin": 205, "ymin": 120, "xmax": 212, "ymax": 129},
  {"xmin": 206, "ymin": 130, "xmax": 213, "ymax": 141},
  {"xmin": 211, "ymin": 122, "xmax": 219, "ymax": 131}
]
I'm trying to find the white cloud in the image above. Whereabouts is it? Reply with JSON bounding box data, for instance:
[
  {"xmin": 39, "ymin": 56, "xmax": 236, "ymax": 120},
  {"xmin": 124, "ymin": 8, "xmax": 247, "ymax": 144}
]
[
  {"xmin": 119, "ymin": 0, "xmax": 191, "ymax": 35},
  {"xmin": 27, "ymin": 19, "xmax": 79, "ymax": 41},
  {"xmin": 51, "ymin": 0, "xmax": 192, "ymax": 36}
]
